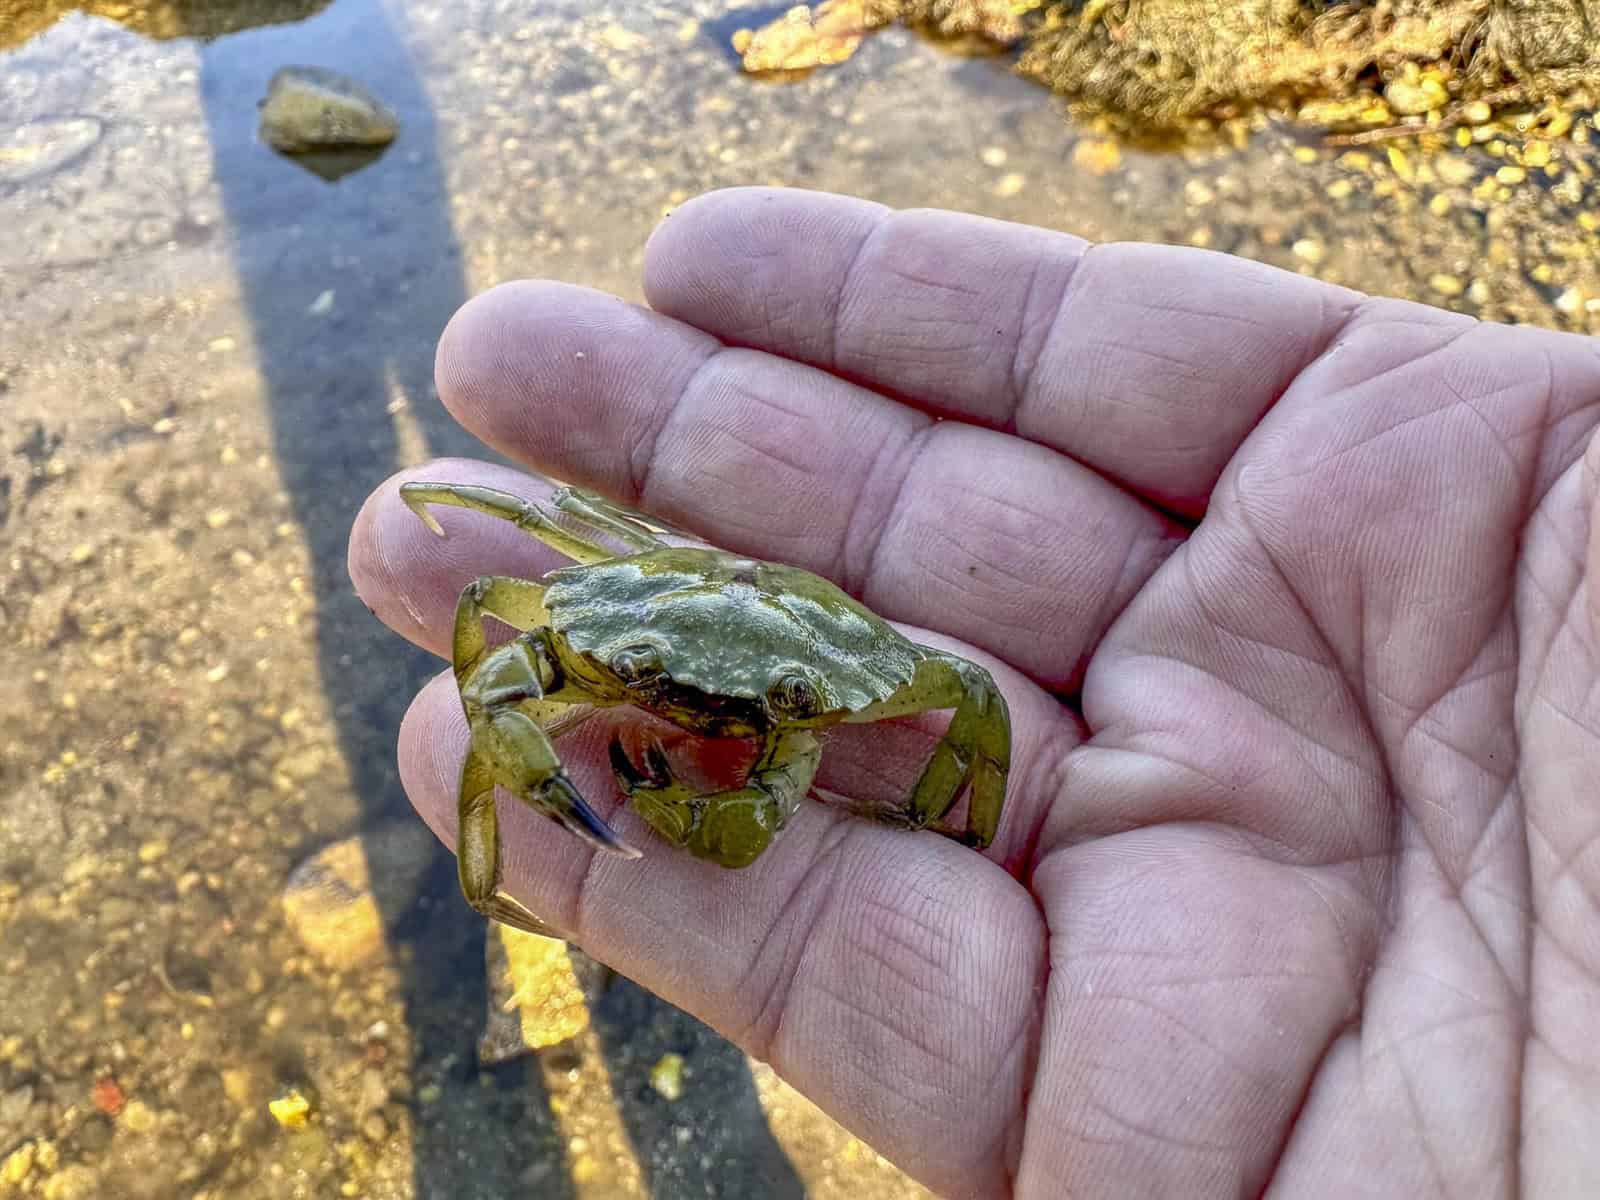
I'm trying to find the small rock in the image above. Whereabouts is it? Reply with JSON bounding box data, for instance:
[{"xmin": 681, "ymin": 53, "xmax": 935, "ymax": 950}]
[
  {"xmin": 1384, "ymin": 77, "xmax": 1446, "ymax": 115},
  {"xmin": 268, "ymin": 1089, "xmax": 312, "ymax": 1128},
  {"xmin": 1428, "ymin": 273, "xmax": 1464, "ymax": 297},
  {"xmin": 258, "ymin": 66, "xmax": 399, "ymax": 154},
  {"xmin": 360, "ymin": 1113, "xmax": 388, "ymax": 1143},
  {"xmin": 221, "ymin": 1066, "xmax": 263, "ymax": 1109},
  {"xmin": 280, "ymin": 822, "xmax": 437, "ymax": 969},
  {"xmin": 1496, "ymin": 164, "xmax": 1527, "ymax": 185},
  {"xmin": 0, "ymin": 117, "xmax": 103, "ymax": 186},
  {"xmin": 42, "ymin": 1164, "xmax": 99, "ymax": 1200},
  {"xmin": 120, "ymin": 1099, "xmax": 156, "ymax": 1134},
  {"xmin": 649, "ymin": 1053, "xmax": 685, "ymax": 1101},
  {"xmin": 479, "ymin": 927, "xmax": 589, "ymax": 1065},
  {"xmin": 1070, "ymin": 138, "xmax": 1120, "ymax": 176},
  {"xmin": 357, "ymin": 1068, "xmax": 389, "ymax": 1115},
  {"xmin": 90, "ymin": 1076, "xmax": 124, "ymax": 1117},
  {"xmin": 0, "ymin": 1140, "xmax": 34, "ymax": 1186},
  {"xmin": 1434, "ymin": 154, "xmax": 1474, "ymax": 186},
  {"xmin": 1462, "ymin": 99, "xmax": 1494, "ymax": 125},
  {"xmin": 991, "ymin": 171, "xmax": 1026, "ymax": 197},
  {"xmin": 1291, "ymin": 238, "xmax": 1325, "ymax": 266}
]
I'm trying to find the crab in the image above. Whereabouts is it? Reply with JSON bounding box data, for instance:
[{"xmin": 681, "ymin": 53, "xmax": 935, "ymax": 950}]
[{"xmin": 400, "ymin": 480, "xmax": 1011, "ymax": 935}]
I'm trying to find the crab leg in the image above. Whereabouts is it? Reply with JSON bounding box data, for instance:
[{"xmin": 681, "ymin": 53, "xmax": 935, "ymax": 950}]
[
  {"xmin": 451, "ymin": 576, "xmax": 638, "ymax": 935},
  {"xmin": 401, "ymin": 481, "xmax": 666, "ymax": 561},
  {"xmin": 609, "ymin": 729, "xmax": 823, "ymax": 869},
  {"xmin": 845, "ymin": 651, "xmax": 1010, "ymax": 848},
  {"xmin": 549, "ymin": 485, "xmax": 675, "ymax": 551}
]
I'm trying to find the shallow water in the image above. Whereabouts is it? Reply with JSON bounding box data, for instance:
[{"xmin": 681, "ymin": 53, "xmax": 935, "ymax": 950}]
[{"xmin": 1, "ymin": 2, "xmax": 1595, "ymax": 1197}]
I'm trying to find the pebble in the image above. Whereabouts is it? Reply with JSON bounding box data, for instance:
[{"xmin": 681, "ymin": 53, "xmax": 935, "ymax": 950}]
[
  {"xmin": 1, "ymin": 1141, "xmax": 34, "ymax": 1186},
  {"xmin": 268, "ymin": 1089, "xmax": 312, "ymax": 1128},
  {"xmin": 649, "ymin": 1053, "xmax": 686, "ymax": 1101},
  {"xmin": 991, "ymin": 171, "xmax": 1026, "ymax": 197},
  {"xmin": 480, "ymin": 927, "xmax": 588, "ymax": 1064},
  {"xmin": 1496, "ymin": 164, "xmax": 1527, "ymax": 185},
  {"xmin": 41, "ymin": 1164, "xmax": 98, "ymax": 1200},
  {"xmin": 1434, "ymin": 154, "xmax": 1474, "ymax": 186},
  {"xmin": 1462, "ymin": 100, "xmax": 1494, "ymax": 124},
  {"xmin": 1384, "ymin": 77, "xmax": 1446, "ymax": 115},
  {"xmin": 120, "ymin": 1099, "xmax": 156, "ymax": 1133},
  {"xmin": 258, "ymin": 66, "xmax": 399, "ymax": 153},
  {"xmin": 1429, "ymin": 273, "xmax": 1465, "ymax": 297},
  {"xmin": 280, "ymin": 823, "xmax": 437, "ymax": 969},
  {"xmin": 1070, "ymin": 138, "xmax": 1121, "ymax": 176},
  {"xmin": 979, "ymin": 145, "xmax": 1007, "ymax": 167},
  {"xmin": 360, "ymin": 1113, "xmax": 388, "ymax": 1143},
  {"xmin": 221, "ymin": 1066, "xmax": 262, "ymax": 1109},
  {"xmin": 1291, "ymin": 238, "xmax": 1325, "ymax": 265}
]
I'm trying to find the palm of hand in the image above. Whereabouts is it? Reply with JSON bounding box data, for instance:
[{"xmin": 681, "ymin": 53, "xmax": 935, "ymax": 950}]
[{"xmin": 350, "ymin": 189, "xmax": 1600, "ymax": 1198}]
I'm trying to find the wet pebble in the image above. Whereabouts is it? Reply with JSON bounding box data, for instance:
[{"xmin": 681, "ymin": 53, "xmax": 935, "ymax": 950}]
[
  {"xmin": 258, "ymin": 66, "xmax": 399, "ymax": 154},
  {"xmin": 649, "ymin": 1053, "xmax": 686, "ymax": 1102},
  {"xmin": 280, "ymin": 822, "xmax": 435, "ymax": 970}
]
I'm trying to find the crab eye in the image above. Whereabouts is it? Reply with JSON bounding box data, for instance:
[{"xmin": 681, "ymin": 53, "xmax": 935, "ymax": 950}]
[
  {"xmin": 610, "ymin": 644, "xmax": 663, "ymax": 685},
  {"xmin": 767, "ymin": 673, "xmax": 821, "ymax": 717}
]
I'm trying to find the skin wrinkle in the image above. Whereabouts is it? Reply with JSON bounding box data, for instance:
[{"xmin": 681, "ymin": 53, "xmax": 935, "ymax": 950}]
[
  {"xmin": 733, "ymin": 822, "xmax": 852, "ymax": 1057},
  {"xmin": 1004, "ymin": 251, "xmax": 1064, "ymax": 418},
  {"xmin": 1117, "ymin": 615, "xmax": 1380, "ymax": 803},
  {"xmin": 835, "ymin": 417, "xmax": 929, "ymax": 597},
  {"xmin": 1366, "ymin": 1032, "xmax": 1459, "ymax": 1200},
  {"xmin": 849, "ymin": 424, "xmax": 936, "ymax": 606},
  {"xmin": 1228, "ymin": 485, "xmax": 1397, "ymax": 803},
  {"xmin": 622, "ymin": 338, "xmax": 721, "ymax": 506},
  {"xmin": 828, "ymin": 211, "xmax": 894, "ymax": 377}
]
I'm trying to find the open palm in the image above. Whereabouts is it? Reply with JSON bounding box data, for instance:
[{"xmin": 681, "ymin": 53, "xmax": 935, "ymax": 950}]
[{"xmin": 349, "ymin": 188, "xmax": 1600, "ymax": 1199}]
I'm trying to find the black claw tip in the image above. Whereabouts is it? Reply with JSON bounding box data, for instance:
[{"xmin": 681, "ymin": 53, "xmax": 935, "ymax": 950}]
[{"xmin": 543, "ymin": 772, "xmax": 640, "ymax": 858}]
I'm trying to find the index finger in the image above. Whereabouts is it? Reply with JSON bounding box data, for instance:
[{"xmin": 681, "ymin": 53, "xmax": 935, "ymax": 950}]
[{"xmin": 644, "ymin": 187, "xmax": 1362, "ymax": 516}]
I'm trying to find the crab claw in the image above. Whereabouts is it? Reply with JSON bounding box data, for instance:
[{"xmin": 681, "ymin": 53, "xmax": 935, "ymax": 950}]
[{"xmin": 540, "ymin": 770, "xmax": 642, "ymax": 859}]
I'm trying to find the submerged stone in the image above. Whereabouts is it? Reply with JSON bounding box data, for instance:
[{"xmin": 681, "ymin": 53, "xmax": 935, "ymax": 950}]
[{"xmin": 258, "ymin": 66, "xmax": 399, "ymax": 154}]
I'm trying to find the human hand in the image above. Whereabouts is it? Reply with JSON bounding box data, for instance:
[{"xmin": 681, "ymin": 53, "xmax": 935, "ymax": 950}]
[{"xmin": 349, "ymin": 188, "xmax": 1600, "ymax": 1199}]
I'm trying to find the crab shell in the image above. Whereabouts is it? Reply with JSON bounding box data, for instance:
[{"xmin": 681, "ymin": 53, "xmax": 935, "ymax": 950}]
[{"xmin": 542, "ymin": 546, "xmax": 922, "ymax": 718}]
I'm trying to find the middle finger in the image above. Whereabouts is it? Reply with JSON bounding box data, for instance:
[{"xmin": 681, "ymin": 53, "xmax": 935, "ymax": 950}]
[{"xmin": 433, "ymin": 281, "xmax": 1181, "ymax": 689}]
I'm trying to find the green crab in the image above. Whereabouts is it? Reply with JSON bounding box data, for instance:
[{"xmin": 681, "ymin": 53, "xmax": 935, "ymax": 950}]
[{"xmin": 401, "ymin": 481, "xmax": 1011, "ymax": 935}]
